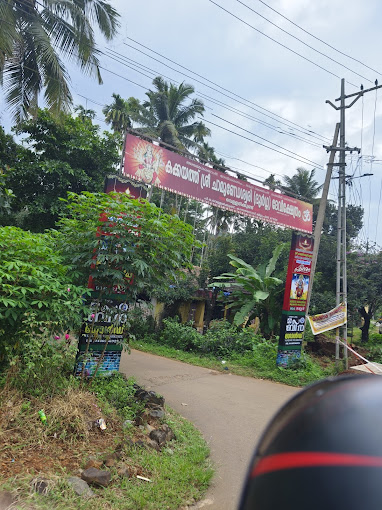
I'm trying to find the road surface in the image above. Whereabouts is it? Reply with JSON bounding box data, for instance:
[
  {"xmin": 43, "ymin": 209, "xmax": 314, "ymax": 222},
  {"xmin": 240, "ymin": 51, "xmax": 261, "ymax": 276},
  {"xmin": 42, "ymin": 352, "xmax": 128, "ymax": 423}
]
[{"xmin": 119, "ymin": 350, "xmax": 298, "ymax": 510}]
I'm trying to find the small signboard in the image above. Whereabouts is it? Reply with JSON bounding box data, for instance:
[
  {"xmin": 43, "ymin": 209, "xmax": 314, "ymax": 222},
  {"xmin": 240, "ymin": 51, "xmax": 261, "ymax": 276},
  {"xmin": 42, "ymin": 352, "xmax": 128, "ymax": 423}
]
[
  {"xmin": 75, "ymin": 298, "xmax": 129, "ymax": 377},
  {"xmin": 308, "ymin": 303, "xmax": 347, "ymax": 335}
]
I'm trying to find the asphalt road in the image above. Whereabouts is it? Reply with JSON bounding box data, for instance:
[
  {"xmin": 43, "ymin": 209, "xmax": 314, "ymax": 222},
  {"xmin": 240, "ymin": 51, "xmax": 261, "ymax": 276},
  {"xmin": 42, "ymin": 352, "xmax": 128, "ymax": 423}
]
[{"xmin": 119, "ymin": 350, "xmax": 298, "ymax": 510}]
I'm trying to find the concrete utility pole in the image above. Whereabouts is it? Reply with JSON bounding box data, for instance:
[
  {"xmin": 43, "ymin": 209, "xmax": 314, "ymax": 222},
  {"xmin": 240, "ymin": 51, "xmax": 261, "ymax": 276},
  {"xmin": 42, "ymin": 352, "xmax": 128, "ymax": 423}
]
[
  {"xmin": 306, "ymin": 123, "xmax": 340, "ymax": 317},
  {"xmin": 326, "ymin": 78, "xmax": 382, "ymax": 368}
]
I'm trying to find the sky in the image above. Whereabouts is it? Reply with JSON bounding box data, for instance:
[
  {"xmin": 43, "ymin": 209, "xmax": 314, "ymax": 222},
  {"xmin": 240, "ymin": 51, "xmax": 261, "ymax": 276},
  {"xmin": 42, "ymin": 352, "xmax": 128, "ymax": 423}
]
[{"xmin": 2, "ymin": 0, "xmax": 382, "ymax": 247}]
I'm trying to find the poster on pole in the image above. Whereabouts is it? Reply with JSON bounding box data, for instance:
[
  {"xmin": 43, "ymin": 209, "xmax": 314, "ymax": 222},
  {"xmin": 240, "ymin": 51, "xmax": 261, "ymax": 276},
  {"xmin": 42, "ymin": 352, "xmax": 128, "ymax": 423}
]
[
  {"xmin": 122, "ymin": 133, "xmax": 313, "ymax": 233},
  {"xmin": 277, "ymin": 232, "xmax": 314, "ymax": 367},
  {"xmin": 308, "ymin": 303, "xmax": 347, "ymax": 335}
]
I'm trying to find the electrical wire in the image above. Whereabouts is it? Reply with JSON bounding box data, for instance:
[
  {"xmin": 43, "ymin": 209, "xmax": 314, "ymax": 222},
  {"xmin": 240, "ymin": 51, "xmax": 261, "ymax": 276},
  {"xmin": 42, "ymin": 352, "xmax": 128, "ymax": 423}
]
[
  {"xmin": 235, "ymin": 0, "xmax": 373, "ymax": 84},
  {"xmin": 104, "ymin": 47, "xmax": 323, "ymax": 148},
  {"xmin": 202, "ymin": 116, "xmax": 324, "ymax": 168},
  {"xmin": 255, "ymin": 0, "xmax": 382, "ymax": 77},
  {"xmin": 208, "ymin": 0, "xmax": 358, "ymax": 88},
  {"xmin": 9, "ymin": 0, "xmax": 329, "ymax": 186},
  {"xmin": 71, "ymin": 47, "xmax": 328, "ymax": 169},
  {"xmin": 208, "ymin": 113, "xmax": 324, "ymax": 167},
  {"xmin": 123, "ymin": 37, "xmax": 330, "ymax": 142},
  {"xmin": 75, "ymin": 90, "xmax": 334, "ymax": 201}
]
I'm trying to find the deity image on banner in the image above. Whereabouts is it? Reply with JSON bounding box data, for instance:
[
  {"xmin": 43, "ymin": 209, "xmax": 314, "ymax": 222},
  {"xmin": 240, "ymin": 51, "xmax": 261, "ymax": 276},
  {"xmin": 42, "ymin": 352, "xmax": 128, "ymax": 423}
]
[
  {"xmin": 290, "ymin": 274, "xmax": 310, "ymax": 302},
  {"xmin": 133, "ymin": 142, "xmax": 165, "ymax": 185}
]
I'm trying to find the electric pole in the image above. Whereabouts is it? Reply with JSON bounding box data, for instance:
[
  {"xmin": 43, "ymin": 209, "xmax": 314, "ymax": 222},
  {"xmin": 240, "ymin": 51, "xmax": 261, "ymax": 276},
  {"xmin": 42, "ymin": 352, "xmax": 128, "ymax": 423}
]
[{"xmin": 326, "ymin": 78, "xmax": 382, "ymax": 368}]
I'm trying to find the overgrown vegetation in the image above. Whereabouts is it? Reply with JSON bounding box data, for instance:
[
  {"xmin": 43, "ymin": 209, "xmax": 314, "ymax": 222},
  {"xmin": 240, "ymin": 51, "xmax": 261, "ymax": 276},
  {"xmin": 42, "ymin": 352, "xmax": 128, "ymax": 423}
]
[
  {"xmin": 0, "ymin": 226, "xmax": 90, "ymax": 375},
  {"xmin": 132, "ymin": 317, "xmax": 332, "ymax": 386},
  {"xmin": 0, "ymin": 385, "xmax": 213, "ymax": 510}
]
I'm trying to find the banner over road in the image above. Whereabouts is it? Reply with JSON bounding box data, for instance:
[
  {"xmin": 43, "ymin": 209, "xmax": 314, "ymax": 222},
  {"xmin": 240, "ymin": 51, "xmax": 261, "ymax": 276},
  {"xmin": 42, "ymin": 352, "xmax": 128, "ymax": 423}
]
[{"xmin": 122, "ymin": 134, "xmax": 313, "ymax": 233}]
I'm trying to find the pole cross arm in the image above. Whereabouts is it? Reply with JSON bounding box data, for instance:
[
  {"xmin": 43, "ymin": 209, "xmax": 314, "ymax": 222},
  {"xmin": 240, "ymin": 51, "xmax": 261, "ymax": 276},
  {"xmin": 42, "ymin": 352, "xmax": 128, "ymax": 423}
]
[
  {"xmin": 326, "ymin": 100, "xmax": 339, "ymax": 110},
  {"xmin": 323, "ymin": 145, "xmax": 360, "ymax": 153}
]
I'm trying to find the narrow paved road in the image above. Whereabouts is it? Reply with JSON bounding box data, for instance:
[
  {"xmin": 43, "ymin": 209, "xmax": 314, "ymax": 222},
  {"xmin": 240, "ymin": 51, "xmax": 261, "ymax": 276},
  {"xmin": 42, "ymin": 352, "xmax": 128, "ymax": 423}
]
[{"xmin": 119, "ymin": 350, "xmax": 297, "ymax": 510}]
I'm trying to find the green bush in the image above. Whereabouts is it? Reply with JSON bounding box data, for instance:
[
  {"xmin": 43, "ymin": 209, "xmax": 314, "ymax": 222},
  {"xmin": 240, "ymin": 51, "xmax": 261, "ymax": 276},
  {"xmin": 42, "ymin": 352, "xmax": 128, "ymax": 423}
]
[
  {"xmin": 127, "ymin": 305, "xmax": 157, "ymax": 340},
  {"xmin": 2, "ymin": 322, "xmax": 78, "ymax": 397},
  {"xmin": 90, "ymin": 372, "xmax": 144, "ymax": 421},
  {"xmin": 231, "ymin": 340, "xmax": 330, "ymax": 386},
  {"xmin": 366, "ymin": 344, "xmax": 382, "ymax": 363},
  {"xmin": 159, "ymin": 317, "xmax": 201, "ymax": 351},
  {"xmin": 197, "ymin": 320, "xmax": 262, "ymax": 357},
  {"xmin": 366, "ymin": 332, "xmax": 382, "ymax": 345},
  {"xmin": 0, "ymin": 226, "xmax": 89, "ymax": 366}
]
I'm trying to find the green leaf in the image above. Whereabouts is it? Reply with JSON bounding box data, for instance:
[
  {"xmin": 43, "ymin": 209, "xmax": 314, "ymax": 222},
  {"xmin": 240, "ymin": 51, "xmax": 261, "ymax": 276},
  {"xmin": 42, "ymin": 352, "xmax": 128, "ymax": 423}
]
[
  {"xmin": 265, "ymin": 244, "xmax": 285, "ymax": 278},
  {"xmin": 253, "ymin": 290, "xmax": 269, "ymax": 301}
]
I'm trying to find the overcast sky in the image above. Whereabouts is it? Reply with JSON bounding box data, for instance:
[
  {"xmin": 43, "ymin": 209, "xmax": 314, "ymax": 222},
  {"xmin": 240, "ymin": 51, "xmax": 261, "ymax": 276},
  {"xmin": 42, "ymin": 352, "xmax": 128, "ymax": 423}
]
[{"xmin": 2, "ymin": 0, "xmax": 382, "ymax": 246}]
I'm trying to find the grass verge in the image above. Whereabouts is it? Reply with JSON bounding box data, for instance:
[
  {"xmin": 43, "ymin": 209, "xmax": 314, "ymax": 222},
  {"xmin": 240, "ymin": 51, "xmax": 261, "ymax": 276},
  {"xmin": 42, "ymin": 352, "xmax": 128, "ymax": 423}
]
[{"xmin": 130, "ymin": 339, "xmax": 333, "ymax": 387}]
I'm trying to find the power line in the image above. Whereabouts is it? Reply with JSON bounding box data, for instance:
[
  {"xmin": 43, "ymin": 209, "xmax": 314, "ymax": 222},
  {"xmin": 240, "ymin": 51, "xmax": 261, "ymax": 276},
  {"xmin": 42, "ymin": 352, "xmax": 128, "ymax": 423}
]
[
  {"xmin": 215, "ymin": 148, "xmax": 336, "ymax": 199},
  {"xmin": 10, "ymin": 47, "xmax": 325, "ymax": 174},
  {"xmin": 77, "ymin": 88, "xmax": 324, "ymax": 194},
  {"xmin": 123, "ymin": 38, "xmax": 330, "ymax": 142},
  {"xmin": 256, "ymin": 0, "xmax": 382, "ymax": 77},
  {"xmin": 76, "ymin": 90, "xmax": 333, "ymax": 200},
  {"xmin": 368, "ymin": 89, "xmax": 378, "ymax": 239},
  {"xmin": 235, "ymin": 0, "xmax": 373, "ymax": 84},
  {"xmin": 209, "ymin": 113, "xmax": 323, "ymax": 167},
  {"xmin": 9, "ymin": 0, "xmax": 327, "ymax": 178},
  {"xmin": 208, "ymin": 0, "xmax": 358, "ymax": 88},
  {"xmin": 104, "ymin": 47, "xmax": 322, "ymax": 148},
  {"xmin": 202, "ymin": 116, "xmax": 324, "ymax": 168},
  {"xmin": 82, "ymin": 48, "xmax": 327, "ymax": 167}
]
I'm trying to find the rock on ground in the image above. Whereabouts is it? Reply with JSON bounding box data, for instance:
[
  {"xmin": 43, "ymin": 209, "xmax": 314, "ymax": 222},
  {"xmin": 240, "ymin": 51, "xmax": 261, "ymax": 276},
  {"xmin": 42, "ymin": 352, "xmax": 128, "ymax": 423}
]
[{"xmin": 67, "ymin": 477, "xmax": 95, "ymax": 498}]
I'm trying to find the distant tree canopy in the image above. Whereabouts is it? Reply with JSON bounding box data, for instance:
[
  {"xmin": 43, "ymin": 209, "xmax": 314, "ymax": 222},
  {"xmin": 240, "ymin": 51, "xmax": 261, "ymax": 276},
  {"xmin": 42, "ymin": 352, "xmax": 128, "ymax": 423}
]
[{"xmin": 1, "ymin": 109, "xmax": 120, "ymax": 231}]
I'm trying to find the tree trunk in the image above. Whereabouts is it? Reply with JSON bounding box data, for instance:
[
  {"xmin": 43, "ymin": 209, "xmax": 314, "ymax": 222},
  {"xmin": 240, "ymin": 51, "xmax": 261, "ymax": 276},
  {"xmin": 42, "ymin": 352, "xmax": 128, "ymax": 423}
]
[{"xmin": 358, "ymin": 306, "xmax": 371, "ymax": 343}]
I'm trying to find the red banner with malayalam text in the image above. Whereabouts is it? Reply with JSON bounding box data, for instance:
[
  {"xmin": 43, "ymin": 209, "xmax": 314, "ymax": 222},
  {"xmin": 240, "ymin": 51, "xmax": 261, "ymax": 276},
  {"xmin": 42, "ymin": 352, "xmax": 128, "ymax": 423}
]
[{"xmin": 122, "ymin": 134, "xmax": 313, "ymax": 233}]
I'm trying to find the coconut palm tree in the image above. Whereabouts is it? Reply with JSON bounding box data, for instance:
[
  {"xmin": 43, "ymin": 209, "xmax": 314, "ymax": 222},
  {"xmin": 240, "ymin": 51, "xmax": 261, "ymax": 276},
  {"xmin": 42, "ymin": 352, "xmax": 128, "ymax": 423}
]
[
  {"xmin": 0, "ymin": 0, "xmax": 120, "ymax": 122},
  {"xmin": 75, "ymin": 105, "xmax": 96, "ymax": 121},
  {"xmin": 102, "ymin": 94, "xmax": 140, "ymax": 134},
  {"xmin": 282, "ymin": 167, "xmax": 321, "ymax": 202},
  {"xmin": 134, "ymin": 76, "xmax": 211, "ymax": 150},
  {"xmin": 263, "ymin": 173, "xmax": 281, "ymax": 191}
]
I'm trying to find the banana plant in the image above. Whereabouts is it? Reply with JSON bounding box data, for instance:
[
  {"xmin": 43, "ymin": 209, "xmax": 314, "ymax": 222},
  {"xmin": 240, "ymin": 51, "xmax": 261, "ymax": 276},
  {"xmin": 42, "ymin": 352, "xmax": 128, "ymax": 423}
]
[{"xmin": 211, "ymin": 244, "xmax": 285, "ymax": 335}]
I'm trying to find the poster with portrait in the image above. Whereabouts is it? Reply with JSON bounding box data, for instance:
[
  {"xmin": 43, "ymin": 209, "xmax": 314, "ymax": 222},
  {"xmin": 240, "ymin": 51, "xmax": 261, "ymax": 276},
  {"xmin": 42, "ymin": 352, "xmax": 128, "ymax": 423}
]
[{"xmin": 277, "ymin": 232, "xmax": 314, "ymax": 367}]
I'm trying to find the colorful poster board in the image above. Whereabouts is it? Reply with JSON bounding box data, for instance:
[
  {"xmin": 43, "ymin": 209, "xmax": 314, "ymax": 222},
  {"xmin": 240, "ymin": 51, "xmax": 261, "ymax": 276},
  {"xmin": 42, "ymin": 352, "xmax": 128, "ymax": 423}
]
[
  {"xmin": 277, "ymin": 233, "xmax": 314, "ymax": 367},
  {"xmin": 308, "ymin": 303, "xmax": 347, "ymax": 335},
  {"xmin": 122, "ymin": 134, "xmax": 313, "ymax": 233},
  {"xmin": 74, "ymin": 297, "xmax": 128, "ymax": 377}
]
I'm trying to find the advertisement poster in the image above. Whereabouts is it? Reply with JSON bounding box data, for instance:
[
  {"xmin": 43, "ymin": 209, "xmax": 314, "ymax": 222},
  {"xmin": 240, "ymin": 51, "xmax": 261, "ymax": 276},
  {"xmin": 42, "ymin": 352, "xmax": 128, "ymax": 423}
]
[
  {"xmin": 75, "ymin": 298, "xmax": 128, "ymax": 377},
  {"xmin": 123, "ymin": 133, "xmax": 313, "ymax": 233},
  {"xmin": 277, "ymin": 233, "xmax": 314, "ymax": 367},
  {"xmin": 282, "ymin": 234, "xmax": 314, "ymax": 313},
  {"xmin": 308, "ymin": 303, "xmax": 347, "ymax": 335}
]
